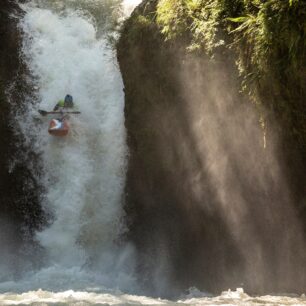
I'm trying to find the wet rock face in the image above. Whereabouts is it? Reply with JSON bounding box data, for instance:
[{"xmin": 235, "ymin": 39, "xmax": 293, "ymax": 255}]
[
  {"xmin": 0, "ymin": 0, "xmax": 44, "ymax": 268},
  {"xmin": 117, "ymin": 5, "xmax": 243, "ymax": 296},
  {"xmin": 0, "ymin": 0, "xmax": 24, "ymax": 231},
  {"xmin": 118, "ymin": 0, "xmax": 306, "ymax": 297}
]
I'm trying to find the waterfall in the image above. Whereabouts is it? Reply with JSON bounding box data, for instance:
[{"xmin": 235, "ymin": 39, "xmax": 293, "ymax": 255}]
[{"xmin": 0, "ymin": 0, "xmax": 139, "ymax": 293}]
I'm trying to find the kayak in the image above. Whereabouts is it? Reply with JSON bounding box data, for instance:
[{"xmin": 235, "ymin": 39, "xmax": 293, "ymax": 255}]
[
  {"xmin": 48, "ymin": 118, "xmax": 69, "ymax": 136},
  {"xmin": 38, "ymin": 109, "xmax": 80, "ymax": 136}
]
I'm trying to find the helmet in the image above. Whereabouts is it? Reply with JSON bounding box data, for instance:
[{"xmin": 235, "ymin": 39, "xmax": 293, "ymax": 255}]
[{"xmin": 64, "ymin": 94, "xmax": 73, "ymax": 107}]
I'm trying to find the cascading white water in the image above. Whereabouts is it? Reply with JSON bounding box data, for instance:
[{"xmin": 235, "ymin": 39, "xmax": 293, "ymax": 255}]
[{"xmin": 0, "ymin": 0, "xmax": 140, "ymax": 294}]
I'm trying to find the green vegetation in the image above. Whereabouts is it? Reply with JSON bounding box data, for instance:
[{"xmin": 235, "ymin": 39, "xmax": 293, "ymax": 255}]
[
  {"xmin": 125, "ymin": 14, "xmax": 155, "ymax": 42},
  {"xmin": 156, "ymin": 0, "xmax": 306, "ymax": 149}
]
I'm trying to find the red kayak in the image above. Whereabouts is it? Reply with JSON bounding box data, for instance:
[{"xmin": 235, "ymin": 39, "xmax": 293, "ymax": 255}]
[{"xmin": 48, "ymin": 118, "xmax": 69, "ymax": 136}]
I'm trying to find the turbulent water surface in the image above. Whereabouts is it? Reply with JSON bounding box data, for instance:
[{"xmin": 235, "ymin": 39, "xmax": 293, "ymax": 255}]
[
  {"xmin": 0, "ymin": 0, "xmax": 306, "ymax": 305},
  {"xmin": 1, "ymin": 288, "xmax": 306, "ymax": 305},
  {"xmin": 1, "ymin": 0, "xmax": 138, "ymax": 296}
]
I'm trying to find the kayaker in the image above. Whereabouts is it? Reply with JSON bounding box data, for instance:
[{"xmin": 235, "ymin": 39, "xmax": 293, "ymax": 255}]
[{"xmin": 53, "ymin": 94, "xmax": 74, "ymax": 111}]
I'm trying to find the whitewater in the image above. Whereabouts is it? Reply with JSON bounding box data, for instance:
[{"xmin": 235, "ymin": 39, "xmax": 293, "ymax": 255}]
[
  {"xmin": 0, "ymin": 0, "xmax": 306, "ymax": 305},
  {"xmin": 1, "ymin": 0, "xmax": 137, "ymax": 295}
]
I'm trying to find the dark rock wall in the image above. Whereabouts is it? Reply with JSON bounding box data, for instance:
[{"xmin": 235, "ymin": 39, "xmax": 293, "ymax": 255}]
[
  {"xmin": 118, "ymin": 1, "xmax": 306, "ymax": 297},
  {"xmin": 0, "ymin": 0, "xmax": 44, "ymax": 277},
  {"xmin": 118, "ymin": 8, "xmax": 244, "ymax": 296}
]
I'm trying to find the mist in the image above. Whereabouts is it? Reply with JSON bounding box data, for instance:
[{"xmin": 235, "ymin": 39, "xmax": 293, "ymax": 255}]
[
  {"xmin": 119, "ymin": 33, "xmax": 306, "ymax": 295},
  {"xmin": 175, "ymin": 54, "xmax": 306, "ymax": 292}
]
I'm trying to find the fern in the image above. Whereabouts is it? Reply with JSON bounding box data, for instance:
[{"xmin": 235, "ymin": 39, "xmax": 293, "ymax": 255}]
[{"xmin": 156, "ymin": 0, "xmax": 306, "ymax": 148}]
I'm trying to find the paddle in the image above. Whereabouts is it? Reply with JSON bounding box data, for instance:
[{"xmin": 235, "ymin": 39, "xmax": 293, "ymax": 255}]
[{"xmin": 38, "ymin": 110, "xmax": 81, "ymax": 116}]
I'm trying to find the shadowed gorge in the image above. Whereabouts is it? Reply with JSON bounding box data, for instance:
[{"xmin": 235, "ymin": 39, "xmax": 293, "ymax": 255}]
[
  {"xmin": 0, "ymin": 0, "xmax": 306, "ymax": 304},
  {"xmin": 118, "ymin": 0, "xmax": 306, "ymax": 297}
]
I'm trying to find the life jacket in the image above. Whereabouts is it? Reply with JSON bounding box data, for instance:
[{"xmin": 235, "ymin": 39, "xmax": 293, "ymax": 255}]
[
  {"xmin": 57, "ymin": 99, "xmax": 65, "ymax": 107},
  {"xmin": 54, "ymin": 96, "xmax": 76, "ymax": 111},
  {"xmin": 54, "ymin": 99, "xmax": 75, "ymax": 111}
]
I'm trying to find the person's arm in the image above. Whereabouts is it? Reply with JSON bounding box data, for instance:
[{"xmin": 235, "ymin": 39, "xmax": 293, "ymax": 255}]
[{"xmin": 53, "ymin": 99, "xmax": 64, "ymax": 111}]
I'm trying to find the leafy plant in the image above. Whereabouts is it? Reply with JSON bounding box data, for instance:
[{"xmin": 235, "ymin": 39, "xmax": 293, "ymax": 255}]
[{"xmin": 156, "ymin": 0, "xmax": 306, "ymax": 148}]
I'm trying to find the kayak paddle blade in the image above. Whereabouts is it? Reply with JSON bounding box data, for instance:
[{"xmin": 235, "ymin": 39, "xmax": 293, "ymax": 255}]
[{"xmin": 38, "ymin": 110, "xmax": 48, "ymax": 116}]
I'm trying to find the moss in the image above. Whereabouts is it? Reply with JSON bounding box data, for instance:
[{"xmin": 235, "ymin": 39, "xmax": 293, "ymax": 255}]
[
  {"xmin": 118, "ymin": 0, "xmax": 306, "ymax": 295},
  {"xmin": 156, "ymin": 0, "xmax": 306, "ymax": 151},
  {"xmin": 126, "ymin": 14, "xmax": 154, "ymax": 42}
]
